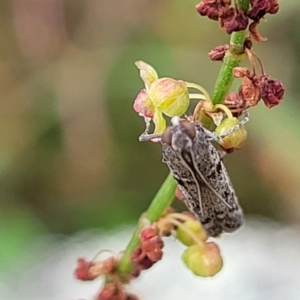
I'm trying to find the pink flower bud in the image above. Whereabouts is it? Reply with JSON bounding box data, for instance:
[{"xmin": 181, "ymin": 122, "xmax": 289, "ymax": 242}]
[
  {"xmin": 133, "ymin": 89, "xmax": 155, "ymax": 118},
  {"xmin": 133, "ymin": 61, "xmax": 190, "ymax": 134}
]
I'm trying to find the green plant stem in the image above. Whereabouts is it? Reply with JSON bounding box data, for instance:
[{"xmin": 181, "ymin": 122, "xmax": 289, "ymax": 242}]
[
  {"xmin": 211, "ymin": 0, "xmax": 250, "ymax": 105},
  {"xmin": 118, "ymin": 0, "xmax": 250, "ymax": 277},
  {"xmin": 211, "ymin": 31, "xmax": 245, "ymax": 105},
  {"xmin": 118, "ymin": 173, "xmax": 176, "ymax": 275}
]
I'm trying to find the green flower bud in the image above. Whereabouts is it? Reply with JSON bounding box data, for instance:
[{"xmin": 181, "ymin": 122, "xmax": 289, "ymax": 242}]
[
  {"xmin": 215, "ymin": 117, "xmax": 247, "ymax": 149},
  {"xmin": 182, "ymin": 243, "xmax": 223, "ymax": 277},
  {"xmin": 176, "ymin": 220, "xmax": 208, "ymax": 246},
  {"xmin": 133, "ymin": 61, "xmax": 190, "ymax": 134},
  {"xmin": 148, "ymin": 78, "xmax": 189, "ymax": 118}
]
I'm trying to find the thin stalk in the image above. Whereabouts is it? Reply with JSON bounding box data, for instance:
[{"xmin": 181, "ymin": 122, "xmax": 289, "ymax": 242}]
[{"xmin": 118, "ymin": 173, "xmax": 176, "ymax": 274}]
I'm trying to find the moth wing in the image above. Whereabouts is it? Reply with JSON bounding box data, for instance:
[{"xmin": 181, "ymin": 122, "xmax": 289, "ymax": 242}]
[{"xmin": 197, "ymin": 180, "xmax": 242, "ymax": 236}]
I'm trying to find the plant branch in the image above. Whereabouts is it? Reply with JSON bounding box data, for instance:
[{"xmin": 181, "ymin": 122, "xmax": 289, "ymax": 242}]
[
  {"xmin": 118, "ymin": 173, "xmax": 176, "ymax": 275},
  {"xmin": 118, "ymin": 0, "xmax": 250, "ymax": 277}
]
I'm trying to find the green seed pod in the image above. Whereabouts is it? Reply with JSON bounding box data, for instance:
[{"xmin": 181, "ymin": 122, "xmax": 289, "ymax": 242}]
[{"xmin": 182, "ymin": 243, "xmax": 223, "ymax": 277}]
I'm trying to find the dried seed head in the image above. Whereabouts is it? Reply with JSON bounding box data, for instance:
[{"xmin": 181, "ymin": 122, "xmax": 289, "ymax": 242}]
[
  {"xmin": 221, "ymin": 8, "xmax": 248, "ymax": 34},
  {"xmin": 249, "ymin": 21, "xmax": 267, "ymax": 42},
  {"xmin": 259, "ymin": 75, "xmax": 285, "ymax": 108},
  {"xmin": 233, "ymin": 67, "xmax": 251, "ymax": 78},
  {"xmin": 239, "ymin": 76, "xmax": 261, "ymax": 107},
  {"xmin": 248, "ymin": 0, "xmax": 279, "ymax": 22},
  {"xmin": 208, "ymin": 44, "xmax": 229, "ymax": 61},
  {"xmin": 196, "ymin": 0, "xmax": 227, "ymax": 21}
]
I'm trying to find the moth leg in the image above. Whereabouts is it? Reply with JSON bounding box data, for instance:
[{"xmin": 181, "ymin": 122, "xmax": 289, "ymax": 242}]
[
  {"xmin": 139, "ymin": 133, "xmax": 162, "ymax": 142},
  {"xmin": 218, "ymin": 110, "xmax": 249, "ymax": 139},
  {"xmin": 217, "ymin": 149, "xmax": 227, "ymax": 160}
]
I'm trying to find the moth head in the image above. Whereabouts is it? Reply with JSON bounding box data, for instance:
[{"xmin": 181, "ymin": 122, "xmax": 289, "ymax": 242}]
[{"xmin": 161, "ymin": 117, "xmax": 196, "ymax": 151}]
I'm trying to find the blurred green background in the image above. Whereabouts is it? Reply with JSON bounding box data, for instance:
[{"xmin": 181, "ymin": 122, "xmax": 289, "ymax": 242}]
[{"xmin": 0, "ymin": 0, "xmax": 299, "ymax": 274}]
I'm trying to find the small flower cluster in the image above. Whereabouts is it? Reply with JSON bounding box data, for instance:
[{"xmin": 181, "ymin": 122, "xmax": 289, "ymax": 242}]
[
  {"xmin": 209, "ymin": 43, "xmax": 285, "ymax": 115},
  {"xmin": 75, "ymin": 211, "xmax": 224, "ymax": 299},
  {"xmin": 133, "ymin": 60, "xmax": 248, "ymax": 150},
  {"xmin": 218, "ymin": 44, "xmax": 285, "ymax": 116},
  {"xmin": 131, "ymin": 228, "xmax": 164, "ymax": 277},
  {"xmin": 133, "ymin": 61, "xmax": 189, "ymax": 134},
  {"xmin": 131, "ymin": 212, "xmax": 224, "ymax": 277},
  {"xmin": 172, "ymin": 213, "xmax": 223, "ymax": 277},
  {"xmin": 196, "ymin": 0, "xmax": 279, "ymax": 40},
  {"xmin": 75, "ymin": 256, "xmax": 117, "ymax": 282},
  {"xmin": 232, "ymin": 66, "xmax": 285, "ymax": 109},
  {"xmin": 75, "ymin": 254, "xmax": 139, "ymax": 300}
]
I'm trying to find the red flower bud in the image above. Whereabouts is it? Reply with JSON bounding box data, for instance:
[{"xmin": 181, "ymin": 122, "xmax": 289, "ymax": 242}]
[
  {"xmin": 221, "ymin": 8, "xmax": 248, "ymax": 34},
  {"xmin": 140, "ymin": 228, "xmax": 156, "ymax": 241},
  {"xmin": 138, "ymin": 256, "xmax": 155, "ymax": 270},
  {"xmin": 196, "ymin": 0, "xmax": 231, "ymax": 21},
  {"xmin": 208, "ymin": 44, "xmax": 229, "ymax": 61},
  {"xmin": 196, "ymin": 1, "xmax": 219, "ymax": 21},
  {"xmin": 75, "ymin": 258, "xmax": 98, "ymax": 281},
  {"xmin": 248, "ymin": 0, "xmax": 279, "ymax": 22}
]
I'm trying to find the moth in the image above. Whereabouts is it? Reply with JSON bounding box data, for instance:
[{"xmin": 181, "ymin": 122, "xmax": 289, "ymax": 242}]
[{"xmin": 141, "ymin": 115, "xmax": 248, "ymax": 237}]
